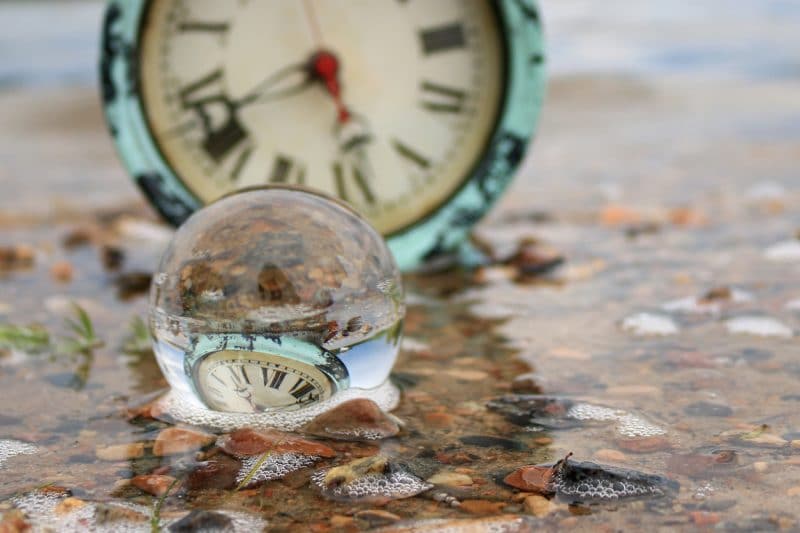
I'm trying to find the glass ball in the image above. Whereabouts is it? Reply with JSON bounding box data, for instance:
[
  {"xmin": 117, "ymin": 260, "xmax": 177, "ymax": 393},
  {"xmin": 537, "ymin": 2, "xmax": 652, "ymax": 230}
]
[{"xmin": 149, "ymin": 186, "xmax": 404, "ymax": 414}]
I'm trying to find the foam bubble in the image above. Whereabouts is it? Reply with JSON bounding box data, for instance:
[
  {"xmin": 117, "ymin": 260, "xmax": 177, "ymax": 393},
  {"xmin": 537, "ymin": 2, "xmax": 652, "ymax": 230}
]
[
  {"xmin": 567, "ymin": 403, "xmax": 666, "ymax": 438},
  {"xmin": 11, "ymin": 490, "xmax": 267, "ymax": 533},
  {"xmin": 157, "ymin": 380, "xmax": 400, "ymax": 432},
  {"xmin": 0, "ymin": 439, "xmax": 37, "ymax": 469},
  {"xmin": 311, "ymin": 467, "xmax": 432, "ymax": 502},
  {"xmin": 235, "ymin": 453, "xmax": 319, "ymax": 487}
]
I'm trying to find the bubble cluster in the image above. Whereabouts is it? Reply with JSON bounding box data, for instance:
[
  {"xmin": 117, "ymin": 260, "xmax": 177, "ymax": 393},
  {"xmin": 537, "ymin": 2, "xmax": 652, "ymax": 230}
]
[
  {"xmin": 567, "ymin": 403, "xmax": 666, "ymax": 438},
  {"xmin": 552, "ymin": 459, "xmax": 679, "ymax": 503},
  {"xmin": 620, "ymin": 312, "xmax": 679, "ymax": 336},
  {"xmin": 157, "ymin": 378, "xmax": 400, "ymax": 432},
  {"xmin": 311, "ymin": 467, "xmax": 432, "ymax": 502},
  {"xmin": 0, "ymin": 439, "xmax": 37, "ymax": 469},
  {"xmin": 235, "ymin": 453, "xmax": 320, "ymax": 487},
  {"xmin": 10, "ymin": 490, "xmax": 267, "ymax": 533}
]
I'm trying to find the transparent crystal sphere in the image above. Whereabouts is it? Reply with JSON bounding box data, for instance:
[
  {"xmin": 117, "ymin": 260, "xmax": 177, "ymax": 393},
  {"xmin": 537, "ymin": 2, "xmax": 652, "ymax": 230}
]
[{"xmin": 149, "ymin": 186, "xmax": 404, "ymax": 414}]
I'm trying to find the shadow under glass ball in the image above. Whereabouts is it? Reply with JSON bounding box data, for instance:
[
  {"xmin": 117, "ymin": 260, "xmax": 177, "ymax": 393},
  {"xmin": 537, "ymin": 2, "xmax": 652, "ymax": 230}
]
[{"xmin": 149, "ymin": 186, "xmax": 404, "ymax": 414}]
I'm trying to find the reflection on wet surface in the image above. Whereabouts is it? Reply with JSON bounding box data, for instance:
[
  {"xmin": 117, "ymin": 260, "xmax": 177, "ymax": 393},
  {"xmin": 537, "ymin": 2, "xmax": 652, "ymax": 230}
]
[{"xmin": 2, "ymin": 0, "xmax": 800, "ymax": 531}]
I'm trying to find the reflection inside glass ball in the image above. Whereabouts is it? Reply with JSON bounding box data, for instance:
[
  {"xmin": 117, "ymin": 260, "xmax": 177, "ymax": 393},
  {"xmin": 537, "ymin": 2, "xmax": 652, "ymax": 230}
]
[{"xmin": 149, "ymin": 186, "xmax": 404, "ymax": 414}]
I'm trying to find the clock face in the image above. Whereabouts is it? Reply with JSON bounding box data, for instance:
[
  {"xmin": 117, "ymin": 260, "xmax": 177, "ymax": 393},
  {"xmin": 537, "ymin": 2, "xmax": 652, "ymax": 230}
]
[
  {"xmin": 195, "ymin": 350, "xmax": 335, "ymax": 412},
  {"xmin": 138, "ymin": 0, "xmax": 505, "ymax": 235}
]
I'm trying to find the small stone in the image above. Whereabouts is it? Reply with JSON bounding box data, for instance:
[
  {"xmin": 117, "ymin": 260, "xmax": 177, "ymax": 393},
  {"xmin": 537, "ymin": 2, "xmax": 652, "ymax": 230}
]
[
  {"xmin": 353, "ymin": 510, "xmax": 401, "ymax": 528},
  {"xmin": 169, "ymin": 510, "xmax": 232, "ymax": 532},
  {"xmin": 426, "ymin": 471, "xmax": 473, "ymax": 487},
  {"xmin": 684, "ymin": 401, "xmax": 733, "ymax": 417},
  {"xmin": 511, "ymin": 374, "xmax": 543, "ymax": 394},
  {"xmin": 95, "ymin": 442, "xmax": 145, "ymax": 461},
  {"xmin": 752, "ymin": 461, "xmax": 769, "ymax": 473},
  {"xmin": 54, "ymin": 497, "xmax": 86, "ymax": 515},
  {"xmin": 217, "ymin": 427, "xmax": 335, "ymax": 457},
  {"xmin": 329, "ymin": 515, "xmax": 355, "ymax": 529},
  {"xmin": 94, "ymin": 503, "xmax": 149, "ymax": 524},
  {"xmin": 621, "ymin": 313, "xmax": 679, "ymax": 336},
  {"xmin": 548, "ymin": 347, "xmax": 591, "ymax": 360},
  {"xmin": 303, "ymin": 399, "xmax": 400, "ymax": 441},
  {"xmin": 0, "ymin": 510, "xmax": 30, "ymax": 532},
  {"xmin": 725, "ymin": 316, "xmax": 793, "ymax": 338},
  {"xmin": 503, "ymin": 465, "xmax": 555, "ymax": 494},
  {"xmin": 445, "ymin": 369, "xmax": 488, "ymax": 381},
  {"xmin": 615, "ymin": 436, "xmax": 671, "ymax": 453},
  {"xmin": 764, "ymin": 240, "xmax": 800, "ymax": 262},
  {"xmin": 185, "ymin": 456, "xmax": 241, "ymax": 490},
  {"xmin": 666, "ymin": 450, "xmax": 737, "ymax": 478},
  {"xmin": 594, "ymin": 449, "xmax": 628, "ymax": 463},
  {"xmin": 423, "ymin": 412, "xmax": 454, "ymax": 428},
  {"xmin": 600, "ymin": 205, "xmax": 641, "ymax": 226},
  {"xmin": 0, "ymin": 245, "xmax": 35, "ymax": 270},
  {"xmin": 131, "ymin": 474, "xmax": 177, "ymax": 496},
  {"xmin": 787, "ymin": 486, "xmax": 800, "ymax": 496},
  {"xmin": 505, "ymin": 239, "xmax": 565, "ymax": 276},
  {"xmin": 459, "ymin": 500, "xmax": 507, "ymax": 515},
  {"xmin": 791, "ymin": 440, "xmax": 800, "ymax": 449},
  {"xmin": 377, "ymin": 515, "xmax": 537, "ymax": 533},
  {"xmin": 50, "ymin": 261, "xmax": 74, "ymax": 283},
  {"xmin": 689, "ymin": 511, "xmax": 721, "ymax": 526},
  {"xmin": 524, "ymin": 494, "xmax": 556, "ymax": 517},
  {"xmin": 153, "ymin": 427, "xmax": 214, "ymax": 456}
]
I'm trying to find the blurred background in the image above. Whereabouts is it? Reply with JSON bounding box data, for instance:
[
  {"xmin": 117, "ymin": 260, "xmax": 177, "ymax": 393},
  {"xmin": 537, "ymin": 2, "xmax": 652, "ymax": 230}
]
[{"xmin": 1, "ymin": 0, "xmax": 798, "ymax": 223}]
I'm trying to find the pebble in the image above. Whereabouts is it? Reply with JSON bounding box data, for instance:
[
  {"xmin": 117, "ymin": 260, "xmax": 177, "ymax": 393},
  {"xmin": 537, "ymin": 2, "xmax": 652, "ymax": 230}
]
[
  {"xmin": 53, "ymin": 497, "xmax": 86, "ymax": 515},
  {"xmin": 684, "ymin": 401, "xmax": 733, "ymax": 417},
  {"xmin": 764, "ymin": 240, "xmax": 800, "ymax": 262},
  {"xmin": 725, "ymin": 316, "xmax": 793, "ymax": 338},
  {"xmin": 169, "ymin": 510, "xmax": 232, "ymax": 532},
  {"xmin": 752, "ymin": 461, "xmax": 769, "ymax": 473},
  {"xmin": 426, "ymin": 472, "xmax": 473, "ymax": 487},
  {"xmin": 0, "ymin": 510, "xmax": 30, "ymax": 532},
  {"xmin": 185, "ymin": 456, "xmax": 241, "ymax": 491},
  {"xmin": 666, "ymin": 450, "xmax": 737, "ymax": 478},
  {"xmin": 94, "ymin": 503, "xmax": 149, "ymax": 524},
  {"xmin": 49, "ymin": 260, "xmax": 74, "ymax": 283},
  {"xmin": 616, "ymin": 436, "xmax": 671, "ymax": 453},
  {"xmin": 548, "ymin": 347, "xmax": 591, "ymax": 360},
  {"xmin": 504, "ymin": 465, "xmax": 555, "ymax": 494},
  {"xmin": 621, "ymin": 313, "xmax": 679, "ymax": 336},
  {"xmin": 302, "ymin": 398, "xmax": 400, "ymax": 441},
  {"xmin": 524, "ymin": 494, "xmax": 557, "ymax": 517},
  {"xmin": 423, "ymin": 412, "xmax": 455, "ymax": 428},
  {"xmin": 376, "ymin": 515, "xmax": 538, "ymax": 532},
  {"xmin": 787, "ymin": 487, "xmax": 800, "ymax": 497},
  {"xmin": 153, "ymin": 427, "xmax": 215, "ymax": 456},
  {"xmin": 459, "ymin": 500, "xmax": 507, "ymax": 515},
  {"xmin": 95, "ymin": 442, "xmax": 145, "ymax": 461},
  {"xmin": 444, "ymin": 369, "xmax": 489, "ymax": 381},
  {"xmin": 353, "ymin": 509, "xmax": 401, "ymax": 528},
  {"xmin": 689, "ymin": 511, "xmax": 720, "ymax": 526},
  {"xmin": 0, "ymin": 245, "xmax": 35, "ymax": 269},
  {"xmin": 593, "ymin": 449, "xmax": 628, "ymax": 463},
  {"xmin": 131, "ymin": 474, "xmax": 176, "ymax": 497},
  {"xmin": 600, "ymin": 205, "xmax": 641, "ymax": 225},
  {"xmin": 217, "ymin": 427, "xmax": 335, "ymax": 457}
]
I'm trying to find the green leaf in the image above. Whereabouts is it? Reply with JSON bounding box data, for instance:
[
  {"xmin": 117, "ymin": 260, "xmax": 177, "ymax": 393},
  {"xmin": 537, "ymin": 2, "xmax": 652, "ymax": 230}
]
[{"xmin": 0, "ymin": 323, "xmax": 50, "ymax": 352}]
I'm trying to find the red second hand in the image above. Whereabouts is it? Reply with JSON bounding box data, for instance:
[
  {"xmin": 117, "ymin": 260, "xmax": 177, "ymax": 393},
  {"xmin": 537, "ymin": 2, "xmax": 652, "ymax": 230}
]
[{"xmin": 312, "ymin": 51, "xmax": 350, "ymax": 124}]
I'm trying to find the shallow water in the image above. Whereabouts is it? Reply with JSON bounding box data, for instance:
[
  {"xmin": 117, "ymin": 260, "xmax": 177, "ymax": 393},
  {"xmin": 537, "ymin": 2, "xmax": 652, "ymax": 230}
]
[{"xmin": 2, "ymin": 1, "xmax": 800, "ymax": 531}]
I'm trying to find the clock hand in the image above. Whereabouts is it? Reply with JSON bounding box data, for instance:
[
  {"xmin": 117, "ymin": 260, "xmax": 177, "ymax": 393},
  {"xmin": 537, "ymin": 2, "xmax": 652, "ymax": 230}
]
[
  {"xmin": 310, "ymin": 50, "xmax": 350, "ymax": 123},
  {"xmin": 236, "ymin": 60, "xmax": 314, "ymax": 108}
]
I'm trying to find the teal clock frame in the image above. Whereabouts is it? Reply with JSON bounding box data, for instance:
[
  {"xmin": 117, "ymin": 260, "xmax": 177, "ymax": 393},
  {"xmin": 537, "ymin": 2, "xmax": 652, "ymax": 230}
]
[{"xmin": 100, "ymin": 0, "xmax": 545, "ymax": 271}]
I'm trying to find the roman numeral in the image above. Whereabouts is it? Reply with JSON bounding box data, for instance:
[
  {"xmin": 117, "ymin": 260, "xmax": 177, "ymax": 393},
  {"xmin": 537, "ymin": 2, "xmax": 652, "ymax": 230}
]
[
  {"xmin": 333, "ymin": 159, "xmax": 376, "ymax": 205},
  {"xmin": 420, "ymin": 80, "xmax": 466, "ymax": 114},
  {"xmin": 290, "ymin": 379, "xmax": 316, "ymax": 401},
  {"xmin": 178, "ymin": 69, "xmax": 249, "ymax": 162},
  {"xmin": 212, "ymin": 372, "xmax": 225, "ymax": 387},
  {"xmin": 178, "ymin": 21, "xmax": 230, "ymax": 33},
  {"xmin": 419, "ymin": 22, "xmax": 466, "ymax": 55},
  {"xmin": 392, "ymin": 139, "xmax": 430, "ymax": 169},
  {"xmin": 230, "ymin": 145, "xmax": 253, "ymax": 182},
  {"xmin": 268, "ymin": 155, "xmax": 306, "ymax": 184},
  {"xmin": 262, "ymin": 368, "xmax": 287, "ymax": 389}
]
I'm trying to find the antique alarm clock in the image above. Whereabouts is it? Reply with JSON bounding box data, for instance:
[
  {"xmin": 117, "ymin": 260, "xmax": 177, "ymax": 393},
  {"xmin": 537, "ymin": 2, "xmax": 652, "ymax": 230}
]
[{"xmin": 101, "ymin": 0, "xmax": 545, "ymax": 271}]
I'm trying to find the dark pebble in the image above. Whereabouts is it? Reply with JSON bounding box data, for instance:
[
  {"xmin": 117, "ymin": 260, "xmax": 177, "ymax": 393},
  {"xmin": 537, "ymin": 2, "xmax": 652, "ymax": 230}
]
[
  {"xmin": 169, "ymin": 510, "xmax": 232, "ymax": 532},
  {"xmin": 185, "ymin": 456, "xmax": 240, "ymax": 491},
  {"xmin": 115, "ymin": 272, "xmax": 152, "ymax": 299},
  {"xmin": 459, "ymin": 435, "xmax": 527, "ymax": 451},
  {"xmin": 684, "ymin": 402, "xmax": 733, "ymax": 417}
]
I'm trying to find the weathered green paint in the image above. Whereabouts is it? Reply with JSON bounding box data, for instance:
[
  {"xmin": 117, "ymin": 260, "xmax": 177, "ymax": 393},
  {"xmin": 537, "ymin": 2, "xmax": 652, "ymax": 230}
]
[{"xmin": 100, "ymin": 0, "xmax": 546, "ymax": 270}]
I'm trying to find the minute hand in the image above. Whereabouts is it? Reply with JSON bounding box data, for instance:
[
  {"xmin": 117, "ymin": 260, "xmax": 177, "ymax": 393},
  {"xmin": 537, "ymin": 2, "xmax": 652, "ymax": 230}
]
[{"xmin": 235, "ymin": 60, "xmax": 314, "ymax": 108}]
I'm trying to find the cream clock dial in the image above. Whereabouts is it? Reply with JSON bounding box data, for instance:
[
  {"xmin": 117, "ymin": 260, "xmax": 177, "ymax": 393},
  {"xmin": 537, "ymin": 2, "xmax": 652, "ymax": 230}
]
[
  {"xmin": 139, "ymin": 0, "xmax": 504, "ymax": 235},
  {"xmin": 195, "ymin": 350, "xmax": 335, "ymax": 413}
]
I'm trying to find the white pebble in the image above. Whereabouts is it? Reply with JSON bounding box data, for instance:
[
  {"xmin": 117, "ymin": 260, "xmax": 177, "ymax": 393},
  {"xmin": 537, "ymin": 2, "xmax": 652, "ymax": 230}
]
[
  {"xmin": 621, "ymin": 313, "xmax": 679, "ymax": 336},
  {"xmin": 725, "ymin": 316, "xmax": 793, "ymax": 338},
  {"xmin": 764, "ymin": 240, "xmax": 800, "ymax": 262}
]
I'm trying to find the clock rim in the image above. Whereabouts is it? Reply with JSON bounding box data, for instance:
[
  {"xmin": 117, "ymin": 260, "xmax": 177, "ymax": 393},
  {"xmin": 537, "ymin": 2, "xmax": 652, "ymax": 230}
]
[{"xmin": 100, "ymin": 0, "xmax": 546, "ymax": 271}]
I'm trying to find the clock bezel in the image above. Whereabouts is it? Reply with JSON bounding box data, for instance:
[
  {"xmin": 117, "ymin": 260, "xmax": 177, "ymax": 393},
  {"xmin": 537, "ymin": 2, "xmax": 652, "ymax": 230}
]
[{"xmin": 100, "ymin": 0, "xmax": 545, "ymax": 270}]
